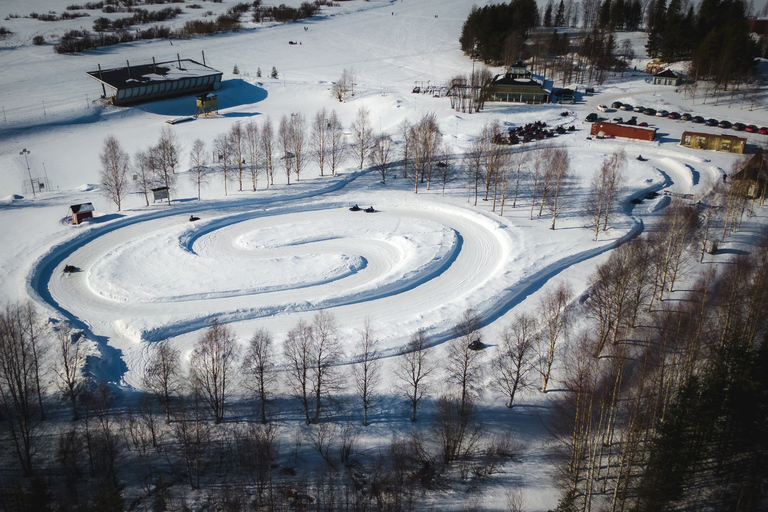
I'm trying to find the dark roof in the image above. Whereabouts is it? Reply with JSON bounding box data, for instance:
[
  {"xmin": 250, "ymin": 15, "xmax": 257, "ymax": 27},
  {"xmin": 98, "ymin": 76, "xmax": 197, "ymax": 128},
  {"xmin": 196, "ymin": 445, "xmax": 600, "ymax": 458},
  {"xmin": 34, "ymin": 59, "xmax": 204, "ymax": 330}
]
[
  {"xmin": 654, "ymin": 69, "xmax": 679, "ymax": 78},
  {"xmin": 492, "ymin": 75, "xmax": 547, "ymax": 89},
  {"xmin": 87, "ymin": 59, "xmax": 221, "ymax": 91},
  {"xmin": 69, "ymin": 203, "xmax": 94, "ymax": 214},
  {"xmin": 151, "ymin": 186, "xmax": 170, "ymax": 192}
]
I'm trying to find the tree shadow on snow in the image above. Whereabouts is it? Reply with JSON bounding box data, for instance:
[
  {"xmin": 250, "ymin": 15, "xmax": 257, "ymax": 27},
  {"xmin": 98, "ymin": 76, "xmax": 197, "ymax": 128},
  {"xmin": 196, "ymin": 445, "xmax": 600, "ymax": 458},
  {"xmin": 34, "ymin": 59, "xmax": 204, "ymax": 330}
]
[{"xmin": 140, "ymin": 78, "xmax": 267, "ymax": 117}]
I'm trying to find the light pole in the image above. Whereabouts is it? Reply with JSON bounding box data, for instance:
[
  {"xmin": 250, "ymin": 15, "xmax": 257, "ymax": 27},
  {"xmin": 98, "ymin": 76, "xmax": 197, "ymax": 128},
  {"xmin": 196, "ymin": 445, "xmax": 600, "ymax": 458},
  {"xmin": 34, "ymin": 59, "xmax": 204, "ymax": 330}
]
[{"xmin": 20, "ymin": 148, "xmax": 35, "ymax": 197}]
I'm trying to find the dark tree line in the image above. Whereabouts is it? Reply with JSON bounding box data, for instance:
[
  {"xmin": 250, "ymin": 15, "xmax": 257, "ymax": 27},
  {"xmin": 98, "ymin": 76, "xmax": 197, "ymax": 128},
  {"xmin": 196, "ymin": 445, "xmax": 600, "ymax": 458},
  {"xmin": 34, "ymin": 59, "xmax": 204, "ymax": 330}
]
[
  {"xmin": 646, "ymin": 0, "xmax": 758, "ymax": 86},
  {"xmin": 459, "ymin": 0, "xmax": 540, "ymax": 64}
]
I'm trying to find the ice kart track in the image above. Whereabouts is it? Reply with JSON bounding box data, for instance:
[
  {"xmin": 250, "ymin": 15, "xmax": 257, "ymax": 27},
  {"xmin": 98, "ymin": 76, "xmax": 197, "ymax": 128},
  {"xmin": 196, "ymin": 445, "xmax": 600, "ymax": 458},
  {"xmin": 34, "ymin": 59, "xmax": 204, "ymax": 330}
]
[{"xmin": 27, "ymin": 162, "xmax": 648, "ymax": 388}]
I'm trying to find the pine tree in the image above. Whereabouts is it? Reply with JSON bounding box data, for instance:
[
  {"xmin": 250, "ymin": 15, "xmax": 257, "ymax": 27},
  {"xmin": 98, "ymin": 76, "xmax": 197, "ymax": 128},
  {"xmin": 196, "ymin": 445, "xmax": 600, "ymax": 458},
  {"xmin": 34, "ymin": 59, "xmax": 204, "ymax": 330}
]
[
  {"xmin": 543, "ymin": 1, "xmax": 553, "ymax": 26},
  {"xmin": 270, "ymin": 66, "xmax": 278, "ymax": 79},
  {"xmin": 555, "ymin": 0, "xmax": 566, "ymax": 26}
]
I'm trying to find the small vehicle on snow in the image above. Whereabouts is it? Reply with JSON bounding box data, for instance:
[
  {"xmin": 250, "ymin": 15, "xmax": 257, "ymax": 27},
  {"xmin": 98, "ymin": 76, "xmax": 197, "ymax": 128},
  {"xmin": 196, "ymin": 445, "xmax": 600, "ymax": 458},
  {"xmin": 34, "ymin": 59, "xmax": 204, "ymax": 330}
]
[
  {"xmin": 364, "ymin": 206, "xmax": 375, "ymax": 213},
  {"xmin": 349, "ymin": 204, "xmax": 361, "ymax": 211},
  {"xmin": 63, "ymin": 264, "xmax": 78, "ymax": 273},
  {"xmin": 189, "ymin": 215, "xmax": 200, "ymax": 222}
]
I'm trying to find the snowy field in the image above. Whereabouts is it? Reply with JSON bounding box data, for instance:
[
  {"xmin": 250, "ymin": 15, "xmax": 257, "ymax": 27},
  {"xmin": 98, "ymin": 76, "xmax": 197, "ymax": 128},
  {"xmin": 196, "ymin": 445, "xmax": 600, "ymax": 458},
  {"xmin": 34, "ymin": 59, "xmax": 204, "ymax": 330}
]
[{"xmin": 1, "ymin": 0, "xmax": 768, "ymax": 509}]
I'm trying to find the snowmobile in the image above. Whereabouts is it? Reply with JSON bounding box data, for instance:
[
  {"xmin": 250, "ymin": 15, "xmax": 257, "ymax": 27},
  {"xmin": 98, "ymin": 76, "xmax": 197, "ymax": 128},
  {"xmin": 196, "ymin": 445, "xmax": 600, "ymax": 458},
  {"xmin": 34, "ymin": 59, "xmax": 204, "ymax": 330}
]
[{"xmin": 349, "ymin": 204, "xmax": 361, "ymax": 211}]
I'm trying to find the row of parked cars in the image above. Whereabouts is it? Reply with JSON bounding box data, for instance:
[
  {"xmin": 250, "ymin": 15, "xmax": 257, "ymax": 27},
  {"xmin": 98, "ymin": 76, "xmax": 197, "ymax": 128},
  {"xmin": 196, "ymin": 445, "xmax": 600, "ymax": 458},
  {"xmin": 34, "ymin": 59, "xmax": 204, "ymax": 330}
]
[{"xmin": 589, "ymin": 102, "xmax": 768, "ymax": 134}]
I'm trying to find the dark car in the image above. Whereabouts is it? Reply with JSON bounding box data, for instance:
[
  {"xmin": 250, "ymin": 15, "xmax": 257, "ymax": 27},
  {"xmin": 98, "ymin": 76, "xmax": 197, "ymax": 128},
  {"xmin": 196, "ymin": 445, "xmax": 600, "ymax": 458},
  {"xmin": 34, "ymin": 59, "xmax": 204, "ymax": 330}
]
[
  {"xmin": 732, "ymin": 123, "xmax": 746, "ymax": 131},
  {"xmin": 611, "ymin": 101, "xmax": 623, "ymax": 109},
  {"xmin": 718, "ymin": 120, "xmax": 732, "ymax": 129},
  {"xmin": 633, "ymin": 105, "xmax": 645, "ymax": 112},
  {"xmin": 705, "ymin": 118, "xmax": 718, "ymax": 126},
  {"xmin": 656, "ymin": 110, "xmax": 669, "ymax": 118},
  {"xmin": 692, "ymin": 116, "xmax": 705, "ymax": 123},
  {"xmin": 585, "ymin": 113, "xmax": 598, "ymax": 122},
  {"xmin": 611, "ymin": 117, "xmax": 623, "ymax": 124},
  {"xmin": 620, "ymin": 103, "xmax": 633, "ymax": 111},
  {"xmin": 680, "ymin": 113, "xmax": 692, "ymax": 121},
  {"xmin": 668, "ymin": 112, "xmax": 681, "ymax": 119},
  {"xmin": 643, "ymin": 108, "xmax": 656, "ymax": 116}
]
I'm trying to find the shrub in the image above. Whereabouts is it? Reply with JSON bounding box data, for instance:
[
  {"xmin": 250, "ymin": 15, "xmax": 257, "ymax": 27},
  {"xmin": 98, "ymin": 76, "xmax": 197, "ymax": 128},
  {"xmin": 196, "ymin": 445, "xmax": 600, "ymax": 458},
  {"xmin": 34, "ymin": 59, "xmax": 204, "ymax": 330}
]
[{"xmin": 32, "ymin": 35, "xmax": 45, "ymax": 45}]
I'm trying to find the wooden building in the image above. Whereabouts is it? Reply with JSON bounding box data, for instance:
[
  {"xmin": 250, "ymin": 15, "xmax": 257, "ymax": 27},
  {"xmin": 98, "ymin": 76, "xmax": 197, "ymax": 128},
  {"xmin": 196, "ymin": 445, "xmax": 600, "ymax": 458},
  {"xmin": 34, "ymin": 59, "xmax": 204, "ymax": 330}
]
[
  {"xmin": 87, "ymin": 57, "xmax": 222, "ymax": 106},
  {"xmin": 69, "ymin": 203, "xmax": 94, "ymax": 225},
  {"xmin": 731, "ymin": 149, "xmax": 767, "ymax": 199},
  {"xmin": 652, "ymin": 69, "xmax": 681, "ymax": 86},
  {"xmin": 488, "ymin": 74, "xmax": 551, "ymax": 104},
  {"xmin": 680, "ymin": 131, "xmax": 746, "ymax": 154},
  {"xmin": 590, "ymin": 122, "xmax": 657, "ymax": 141}
]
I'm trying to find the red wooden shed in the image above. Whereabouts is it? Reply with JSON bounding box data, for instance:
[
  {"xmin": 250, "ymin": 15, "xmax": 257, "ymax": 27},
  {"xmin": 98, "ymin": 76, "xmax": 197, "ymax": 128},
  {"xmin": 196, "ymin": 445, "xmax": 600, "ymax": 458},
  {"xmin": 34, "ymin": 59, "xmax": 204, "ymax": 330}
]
[{"xmin": 69, "ymin": 203, "xmax": 94, "ymax": 225}]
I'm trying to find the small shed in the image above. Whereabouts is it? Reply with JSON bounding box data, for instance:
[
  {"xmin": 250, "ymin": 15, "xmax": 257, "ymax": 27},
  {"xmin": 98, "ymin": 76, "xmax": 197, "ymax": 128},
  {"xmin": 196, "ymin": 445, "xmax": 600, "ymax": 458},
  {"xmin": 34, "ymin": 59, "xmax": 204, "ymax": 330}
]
[
  {"xmin": 681, "ymin": 131, "xmax": 746, "ymax": 154},
  {"xmin": 152, "ymin": 186, "xmax": 170, "ymax": 203},
  {"xmin": 69, "ymin": 203, "xmax": 94, "ymax": 225},
  {"xmin": 653, "ymin": 69, "xmax": 681, "ymax": 86}
]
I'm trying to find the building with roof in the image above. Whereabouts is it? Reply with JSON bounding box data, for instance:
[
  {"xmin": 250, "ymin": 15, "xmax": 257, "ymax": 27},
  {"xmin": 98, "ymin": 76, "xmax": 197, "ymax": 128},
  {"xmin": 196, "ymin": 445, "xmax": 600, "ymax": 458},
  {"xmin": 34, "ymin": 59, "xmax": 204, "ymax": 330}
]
[
  {"xmin": 488, "ymin": 73, "xmax": 551, "ymax": 104},
  {"xmin": 69, "ymin": 203, "xmax": 94, "ymax": 225},
  {"xmin": 732, "ymin": 148, "xmax": 767, "ymax": 199},
  {"xmin": 680, "ymin": 131, "xmax": 746, "ymax": 154},
  {"xmin": 87, "ymin": 57, "xmax": 222, "ymax": 106},
  {"xmin": 653, "ymin": 69, "xmax": 681, "ymax": 86}
]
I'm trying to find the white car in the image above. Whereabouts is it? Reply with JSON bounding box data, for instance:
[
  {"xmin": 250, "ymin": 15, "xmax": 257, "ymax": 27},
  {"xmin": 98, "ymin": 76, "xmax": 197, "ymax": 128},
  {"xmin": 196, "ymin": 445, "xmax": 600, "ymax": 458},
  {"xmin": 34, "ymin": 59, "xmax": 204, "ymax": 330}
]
[{"xmin": 597, "ymin": 104, "xmax": 608, "ymax": 112}]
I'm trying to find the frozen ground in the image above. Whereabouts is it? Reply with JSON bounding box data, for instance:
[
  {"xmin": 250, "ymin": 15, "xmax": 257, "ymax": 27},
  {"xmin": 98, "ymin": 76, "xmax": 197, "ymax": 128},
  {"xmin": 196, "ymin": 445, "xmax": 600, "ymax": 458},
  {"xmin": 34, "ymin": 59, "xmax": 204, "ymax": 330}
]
[{"xmin": 1, "ymin": 0, "xmax": 768, "ymax": 509}]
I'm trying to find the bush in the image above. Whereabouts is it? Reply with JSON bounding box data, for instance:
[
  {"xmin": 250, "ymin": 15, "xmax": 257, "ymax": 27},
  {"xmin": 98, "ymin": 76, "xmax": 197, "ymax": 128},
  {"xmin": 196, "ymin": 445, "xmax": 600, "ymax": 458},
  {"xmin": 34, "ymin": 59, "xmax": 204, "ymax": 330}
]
[{"xmin": 32, "ymin": 35, "xmax": 45, "ymax": 45}]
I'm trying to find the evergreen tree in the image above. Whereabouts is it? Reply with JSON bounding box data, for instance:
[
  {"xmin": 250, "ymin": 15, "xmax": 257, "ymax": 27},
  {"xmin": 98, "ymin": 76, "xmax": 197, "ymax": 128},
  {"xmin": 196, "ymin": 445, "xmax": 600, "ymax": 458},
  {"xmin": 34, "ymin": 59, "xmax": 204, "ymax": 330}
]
[
  {"xmin": 555, "ymin": 0, "xmax": 566, "ymax": 26},
  {"xmin": 544, "ymin": 1, "xmax": 553, "ymax": 27}
]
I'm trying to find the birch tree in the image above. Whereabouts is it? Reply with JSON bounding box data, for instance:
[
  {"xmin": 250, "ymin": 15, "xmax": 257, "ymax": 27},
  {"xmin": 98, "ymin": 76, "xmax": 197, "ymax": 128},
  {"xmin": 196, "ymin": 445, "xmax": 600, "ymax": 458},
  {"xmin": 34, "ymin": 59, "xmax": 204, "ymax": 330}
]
[
  {"xmin": 538, "ymin": 281, "xmax": 573, "ymax": 392},
  {"xmin": 189, "ymin": 318, "xmax": 240, "ymax": 424},
  {"xmin": 242, "ymin": 328, "xmax": 276, "ymax": 424},
  {"xmin": 493, "ymin": 314, "xmax": 537, "ymax": 408},
  {"xmin": 353, "ymin": 317, "xmax": 380, "ymax": 426},
  {"xmin": 99, "ymin": 135, "xmax": 130, "ymax": 211},
  {"xmin": 395, "ymin": 328, "xmax": 435, "ymax": 422}
]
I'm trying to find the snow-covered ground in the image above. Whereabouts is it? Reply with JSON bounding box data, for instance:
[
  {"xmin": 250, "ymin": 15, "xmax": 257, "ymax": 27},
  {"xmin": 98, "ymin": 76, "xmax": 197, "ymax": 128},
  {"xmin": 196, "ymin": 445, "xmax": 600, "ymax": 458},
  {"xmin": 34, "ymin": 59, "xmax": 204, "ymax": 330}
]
[{"xmin": 1, "ymin": 0, "xmax": 768, "ymax": 509}]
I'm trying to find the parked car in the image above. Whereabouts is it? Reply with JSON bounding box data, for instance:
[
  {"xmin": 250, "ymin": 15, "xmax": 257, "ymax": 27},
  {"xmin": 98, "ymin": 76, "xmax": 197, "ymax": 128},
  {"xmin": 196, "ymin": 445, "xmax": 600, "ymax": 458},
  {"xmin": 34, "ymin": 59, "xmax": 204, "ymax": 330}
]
[
  {"xmin": 585, "ymin": 113, "xmax": 598, "ymax": 122},
  {"xmin": 656, "ymin": 110, "xmax": 669, "ymax": 117},
  {"xmin": 620, "ymin": 103, "xmax": 633, "ymax": 111},
  {"xmin": 643, "ymin": 108, "xmax": 657, "ymax": 116},
  {"xmin": 633, "ymin": 105, "xmax": 645, "ymax": 112},
  {"xmin": 668, "ymin": 112, "xmax": 681, "ymax": 119},
  {"xmin": 611, "ymin": 117, "xmax": 623, "ymax": 123},
  {"xmin": 745, "ymin": 124, "xmax": 758, "ymax": 133},
  {"xmin": 706, "ymin": 118, "xmax": 718, "ymax": 126},
  {"xmin": 680, "ymin": 113, "xmax": 693, "ymax": 121},
  {"xmin": 638, "ymin": 121, "xmax": 649, "ymax": 127},
  {"xmin": 611, "ymin": 101, "xmax": 623, "ymax": 109},
  {"xmin": 692, "ymin": 116, "xmax": 705, "ymax": 123},
  {"xmin": 732, "ymin": 122, "xmax": 746, "ymax": 131},
  {"xmin": 597, "ymin": 104, "xmax": 609, "ymax": 112},
  {"xmin": 625, "ymin": 116, "xmax": 637, "ymax": 125},
  {"xmin": 759, "ymin": 127, "xmax": 768, "ymax": 135},
  {"xmin": 718, "ymin": 120, "xmax": 732, "ymax": 128}
]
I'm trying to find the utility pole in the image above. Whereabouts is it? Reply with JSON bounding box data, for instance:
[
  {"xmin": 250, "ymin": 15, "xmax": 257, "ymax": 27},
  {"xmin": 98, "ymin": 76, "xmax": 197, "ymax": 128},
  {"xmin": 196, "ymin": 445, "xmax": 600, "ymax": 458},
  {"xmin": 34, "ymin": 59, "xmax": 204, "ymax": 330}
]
[{"xmin": 20, "ymin": 148, "xmax": 35, "ymax": 197}]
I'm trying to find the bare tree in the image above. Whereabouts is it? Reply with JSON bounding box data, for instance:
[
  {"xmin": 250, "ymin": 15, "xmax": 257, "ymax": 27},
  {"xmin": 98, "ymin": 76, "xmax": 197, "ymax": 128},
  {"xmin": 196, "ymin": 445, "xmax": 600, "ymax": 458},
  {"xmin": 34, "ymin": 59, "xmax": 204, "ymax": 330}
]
[
  {"xmin": 351, "ymin": 106, "xmax": 373, "ymax": 170},
  {"xmin": 283, "ymin": 318, "xmax": 314, "ymax": 424},
  {"xmin": 278, "ymin": 114, "xmax": 294, "ymax": 185},
  {"xmin": 55, "ymin": 323, "xmax": 86, "ymax": 420},
  {"xmin": 353, "ymin": 317, "xmax": 381, "ymax": 426},
  {"xmin": 134, "ymin": 149, "xmax": 155, "ymax": 207},
  {"xmin": 311, "ymin": 108, "xmax": 329, "ymax": 177},
  {"xmin": 310, "ymin": 310, "xmax": 343, "ymax": 423},
  {"xmin": 143, "ymin": 339, "xmax": 181, "ymax": 423},
  {"xmin": 538, "ymin": 281, "xmax": 573, "ymax": 392},
  {"xmin": 289, "ymin": 112, "xmax": 308, "ymax": 182},
  {"xmin": 214, "ymin": 132, "xmax": 234, "ymax": 196},
  {"xmin": 435, "ymin": 143, "xmax": 456, "ymax": 196},
  {"xmin": 242, "ymin": 328, "xmax": 276, "ymax": 424},
  {"xmin": 260, "ymin": 116, "xmax": 275, "ymax": 187},
  {"xmin": 327, "ymin": 110, "xmax": 346, "ymax": 177},
  {"xmin": 493, "ymin": 314, "xmax": 537, "ymax": 408},
  {"xmin": 546, "ymin": 147, "xmax": 570, "ymax": 230},
  {"xmin": 99, "ymin": 135, "xmax": 130, "ymax": 211},
  {"xmin": 172, "ymin": 385, "xmax": 211, "ymax": 490},
  {"xmin": 0, "ymin": 304, "xmax": 46, "ymax": 476},
  {"xmin": 446, "ymin": 308, "xmax": 484, "ymax": 415},
  {"xmin": 230, "ymin": 122, "xmax": 246, "ymax": 191},
  {"xmin": 188, "ymin": 138, "xmax": 209, "ymax": 200},
  {"xmin": 369, "ymin": 134, "xmax": 395, "ymax": 184},
  {"xmin": 602, "ymin": 149, "xmax": 626, "ymax": 232},
  {"xmin": 189, "ymin": 318, "xmax": 240, "ymax": 424},
  {"xmin": 154, "ymin": 126, "xmax": 181, "ymax": 204},
  {"xmin": 395, "ymin": 328, "xmax": 435, "ymax": 422},
  {"xmin": 245, "ymin": 120, "xmax": 261, "ymax": 191},
  {"xmin": 332, "ymin": 68, "xmax": 354, "ymax": 102}
]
